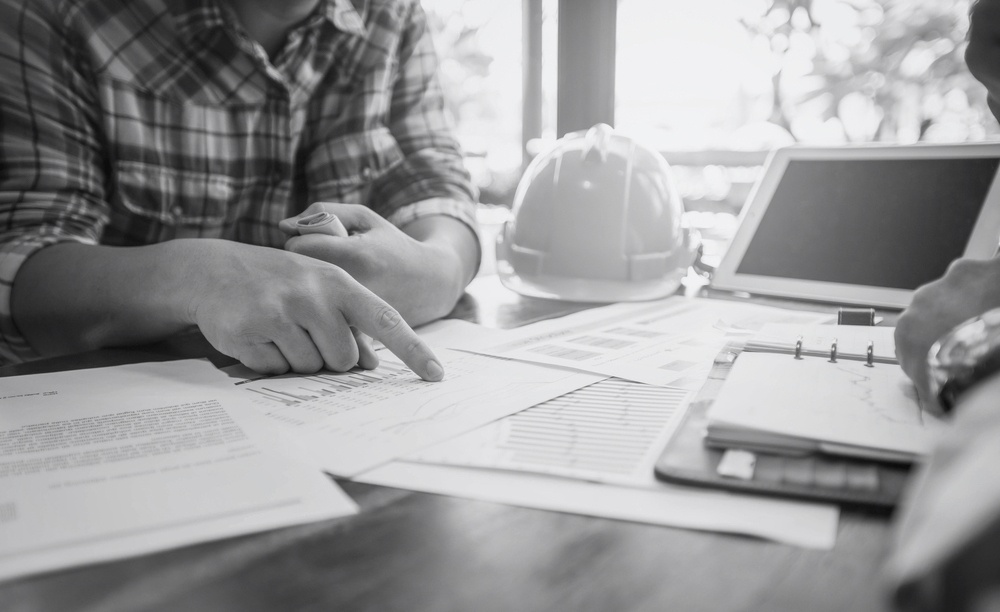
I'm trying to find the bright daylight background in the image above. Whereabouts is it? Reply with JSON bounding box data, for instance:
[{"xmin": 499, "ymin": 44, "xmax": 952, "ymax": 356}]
[{"xmin": 422, "ymin": 0, "xmax": 1000, "ymax": 263}]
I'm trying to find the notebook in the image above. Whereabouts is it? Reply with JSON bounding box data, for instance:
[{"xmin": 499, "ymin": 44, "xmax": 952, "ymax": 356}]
[
  {"xmin": 711, "ymin": 143, "xmax": 1000, "ymax": 309},
  {"xmin": 654, "ymin": 338, "xmax": 913, "ymax": 508},
  {"xmin": 703, "ymin": 324, "xmax": 946, "ymax": 463}
]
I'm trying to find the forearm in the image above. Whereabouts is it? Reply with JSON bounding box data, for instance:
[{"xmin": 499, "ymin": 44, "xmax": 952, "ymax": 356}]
[{"xmin": 11, "ymin": 240, "xmax": 206, "ymax": 356}]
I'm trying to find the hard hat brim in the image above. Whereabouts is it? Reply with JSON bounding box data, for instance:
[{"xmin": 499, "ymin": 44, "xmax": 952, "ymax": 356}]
[{"xmin": 497, "ymin": 265, "xmax": 689, "ymax": 302}]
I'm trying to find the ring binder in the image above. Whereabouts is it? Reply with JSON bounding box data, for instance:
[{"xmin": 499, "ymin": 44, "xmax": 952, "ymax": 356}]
[{"xmin": 742, "ymin": 323, "xmax": 897, "ymax": 365}]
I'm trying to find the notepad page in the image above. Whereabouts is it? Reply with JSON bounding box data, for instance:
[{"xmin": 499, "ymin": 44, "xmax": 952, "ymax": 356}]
[
  {"xmin": 746, "ymin": 324, "xmax": 898, "ymax": 363},
  {"xmin": 706, "ymin": 352, "xmax": 945, "ymax": 457}
]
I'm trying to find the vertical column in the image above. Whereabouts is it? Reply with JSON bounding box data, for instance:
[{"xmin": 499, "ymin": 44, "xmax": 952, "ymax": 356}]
[
  {"xmin": 556, "ymin": 0, "xmax": 617, "ymax": 136},
  {"xmin": 522, "ymin": 0, "xmax": 544, "ymax": 167}
]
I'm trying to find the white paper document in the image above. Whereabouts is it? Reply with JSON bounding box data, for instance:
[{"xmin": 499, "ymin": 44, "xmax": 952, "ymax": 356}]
[
  {"xmin": 225, "ymin": 348, "xmax": 604, "ymax": 477},
  {"xmin": 446, "ymin": 297, "xmax": 833, "ymax": 388},
  {"xmin": 358, "ymin": 461, "xmax": 839, "ymax": 550},
  {"xmin": 0, "ymin": 360, "xmax": 356, "ymax": 583},
  {"xmin": 407, "ymin": 377, "xmax": 693, "ymax": 486}
]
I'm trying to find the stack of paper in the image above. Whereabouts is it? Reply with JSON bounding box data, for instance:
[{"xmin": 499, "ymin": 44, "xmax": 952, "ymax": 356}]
[{"xmin": 0, "ymin": 360, "xmax": 356, "ymax": 582}]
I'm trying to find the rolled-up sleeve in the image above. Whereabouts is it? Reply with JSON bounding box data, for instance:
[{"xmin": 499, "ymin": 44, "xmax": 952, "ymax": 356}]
[
  {"xmin": 371, "ymin": 1, "xmax": 479, "ymax": 244},
  {"xmin": 0, "ymin": 0, "xmax": 109, "ymax": 364}
]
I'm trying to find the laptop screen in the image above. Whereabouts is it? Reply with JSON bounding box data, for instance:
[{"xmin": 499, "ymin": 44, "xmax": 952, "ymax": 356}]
[{"xmin": 735, "ymin": 157, "xmax": 1000, "ymax": 290}]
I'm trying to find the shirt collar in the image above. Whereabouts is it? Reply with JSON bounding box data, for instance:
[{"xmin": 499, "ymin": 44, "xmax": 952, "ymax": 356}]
[
  {"xmin": 169, "ymin": 0, "xmax": 227, "ymax": 42},
  {"xmin": 169, "ymin": 0, "xmax": 369, "ymax": 42},
  {"xmin": 328, "ymin": 0, "xmax": 368, "ymax": 38}
]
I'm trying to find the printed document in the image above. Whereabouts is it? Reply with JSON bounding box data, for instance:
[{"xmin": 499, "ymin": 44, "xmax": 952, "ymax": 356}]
[
  {"xmin": 446, "ymin": 297, "xmax": 832, "ymax": 388},
  {"xmin": 225, "ymin": 348, "xmax": 603, "ymax": 477},
  {"xmin": 0, "ymin": 360, "xmax": 356, "ymax": 582},
  {"xmin": 408, "ymin": 377, "xmax": 693, "ymax": 486}
]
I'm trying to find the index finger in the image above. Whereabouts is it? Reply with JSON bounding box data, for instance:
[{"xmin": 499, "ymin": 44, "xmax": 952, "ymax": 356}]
[{"xmin": 342, "ymin": 290, "xmax": 444, "ymax": 382}]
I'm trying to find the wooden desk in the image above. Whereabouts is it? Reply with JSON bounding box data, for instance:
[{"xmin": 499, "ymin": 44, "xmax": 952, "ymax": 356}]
[{"xmin": 0, "ymin": 276, "xmax": 896, "ymax": 612}]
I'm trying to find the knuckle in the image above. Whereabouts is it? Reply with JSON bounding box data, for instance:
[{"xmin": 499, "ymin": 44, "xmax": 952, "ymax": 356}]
[
  {"xmin": 945, "ymin": 258, "xmax": 976, "ymax": 278},
  {"xmin": 239, "ymin": 350, "xmax": 288, "ymax": 376},
  {"xmin": 327, "ymin": 345, "xmax": 360, "ymax": 372},
  {"xmin": 375, "ymin": 305, "xmax": 404, "ymax": 332},
  {"xmin": 405, "ymin": 339, "xmax": 424, "ymax": 357}
]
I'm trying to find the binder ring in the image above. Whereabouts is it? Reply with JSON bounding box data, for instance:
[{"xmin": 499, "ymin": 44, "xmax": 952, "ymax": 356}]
[
  {"xmin": 794, "ymin": 336, "xmax": 803, "ymax": 360},
  {"xmin": 866, "ymin": 341, "xmax": 874, "ymax": 367},
  {"xmin": 829, "ymin": 339, "xmax": 838, "ymax": 363}
]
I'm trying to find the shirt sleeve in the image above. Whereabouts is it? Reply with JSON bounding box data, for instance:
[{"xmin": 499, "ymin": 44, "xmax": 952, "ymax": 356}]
[
  {"xmin": 0, "ymin": 1, "xmax": 110, "ymax": 364},
  {"xmin": 368, "ymin": 1, "xmax": 481, "ymax": 252}
]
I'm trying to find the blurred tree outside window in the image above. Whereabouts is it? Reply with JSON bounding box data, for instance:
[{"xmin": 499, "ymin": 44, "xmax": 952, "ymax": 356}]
[
  {"xmin": 423, "ymin": 0, "xmax": 551, "ymax": 208},
  {"xmin": 424, "ymin": 0, "xmax": 1000, "ymax": 212}
]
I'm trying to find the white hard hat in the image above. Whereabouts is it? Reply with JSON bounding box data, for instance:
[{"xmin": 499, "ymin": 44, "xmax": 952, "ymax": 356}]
[{"xmin": 497, "ymin": 123, "xmax": 700, "ymax": 302}]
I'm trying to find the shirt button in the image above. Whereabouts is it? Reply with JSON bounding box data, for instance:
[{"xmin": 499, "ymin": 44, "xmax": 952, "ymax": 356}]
[
  {"xmin": 170, "ymin": 205, "xmax": 184, "ymax": 219},
  {"xmin": 361, "ymin": 166, "xmax": 373, "ymax": 181},
  {"xmin": 208, "ymin": 182, "xmax": 232, "ymax": 200}
]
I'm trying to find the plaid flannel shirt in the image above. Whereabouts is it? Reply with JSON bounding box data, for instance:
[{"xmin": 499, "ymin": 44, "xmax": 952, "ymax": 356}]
[{"xmin": 0, "ymin": 0, "xmax": 479, "ymax": 364}]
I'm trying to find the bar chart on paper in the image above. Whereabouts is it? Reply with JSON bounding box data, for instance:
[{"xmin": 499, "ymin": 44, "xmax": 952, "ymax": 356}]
[
  {"xmin": 236, "ymin": 362, "xmax": 413, "ymax": 408},
  {"xmin": 406, "ymin": 378, "xmax": 693, "ymax": 486}
]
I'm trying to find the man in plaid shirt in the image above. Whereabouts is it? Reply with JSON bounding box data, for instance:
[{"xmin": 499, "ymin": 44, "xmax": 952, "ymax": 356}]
[{"xmin": 0, "ymin": 0, "xmax": 483, "ymax": 381}]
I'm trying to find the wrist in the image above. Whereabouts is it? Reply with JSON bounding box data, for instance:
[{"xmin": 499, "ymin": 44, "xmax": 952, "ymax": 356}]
[
  {"xmin": 403, "ymin": 215, "xmax": 480, "ymax": 287},
  {"xmin": 153, "ymin": 239, "xmax": 227, "ymax": 328}
]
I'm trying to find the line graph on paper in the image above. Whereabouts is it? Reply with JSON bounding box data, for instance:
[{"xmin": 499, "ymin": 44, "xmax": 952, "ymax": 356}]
[
  {"xmin": 405, "ymin": 378, "xmax": 693, "ymax": 486},
  {"xmin": 833, "ymin": 361, "xmax": 927, "ymax": 426}
]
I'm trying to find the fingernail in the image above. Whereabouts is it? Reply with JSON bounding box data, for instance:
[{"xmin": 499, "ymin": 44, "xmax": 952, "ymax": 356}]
[{"xmin": 425, "ymin": 359, "xmax": 444, "ymax": 381}]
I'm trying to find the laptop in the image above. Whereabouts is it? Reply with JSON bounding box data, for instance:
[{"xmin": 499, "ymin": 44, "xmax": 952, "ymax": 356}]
[{"xmin": 710, "ymin": 143, "xmax": 1000, "ymax": 309}]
